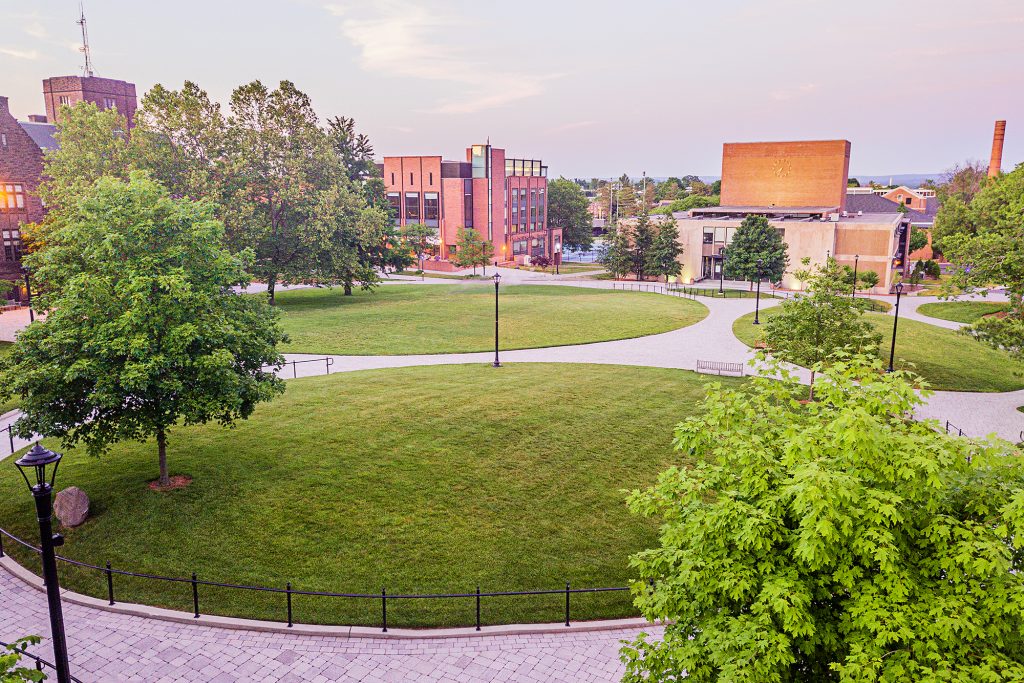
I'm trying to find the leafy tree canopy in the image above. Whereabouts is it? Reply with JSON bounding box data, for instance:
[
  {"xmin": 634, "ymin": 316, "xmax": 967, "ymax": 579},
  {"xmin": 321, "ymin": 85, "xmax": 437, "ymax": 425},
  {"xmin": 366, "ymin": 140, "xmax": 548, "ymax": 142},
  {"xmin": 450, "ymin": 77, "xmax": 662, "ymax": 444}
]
[
  {"xmin": 451, "ymin": 227, "xmax": 494, "ymax": 274},
  {"xmin": 622, "ymin": 356, "xmax": 1024, "ymax": 682},
  {"xmin": 548, "ymin": 178, "xmax": 594, "ymax": 252},
  {"xmin": 723, "ymin": 215, "xmax": 788, "ymax": 284},
  {"xmin": 0, "ymin": 174, "xmax": 286, "ymax": 486}
]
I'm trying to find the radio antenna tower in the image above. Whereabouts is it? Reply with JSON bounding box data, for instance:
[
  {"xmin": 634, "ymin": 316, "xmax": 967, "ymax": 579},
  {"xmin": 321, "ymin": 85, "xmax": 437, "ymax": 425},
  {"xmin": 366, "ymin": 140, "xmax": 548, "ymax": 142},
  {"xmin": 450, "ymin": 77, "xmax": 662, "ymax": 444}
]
[{"xmin": 77, "ymin": 3, "xmax": 95, "ymax": 77}]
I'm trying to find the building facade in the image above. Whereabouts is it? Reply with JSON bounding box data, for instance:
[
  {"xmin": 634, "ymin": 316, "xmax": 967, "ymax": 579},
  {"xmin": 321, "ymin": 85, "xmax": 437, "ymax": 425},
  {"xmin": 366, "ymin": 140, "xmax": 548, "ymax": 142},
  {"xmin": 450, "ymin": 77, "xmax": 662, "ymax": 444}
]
[
  {"xmin": 382, "ymin": 144, "xmax": 560, "ymax": 269},
  {"xmin": 663, "ymin": 139, "xmax": 910, "ymax": 293},
  {"xmin": 0, "ymin": 75, "xmax": 136, "ymax": 296}
]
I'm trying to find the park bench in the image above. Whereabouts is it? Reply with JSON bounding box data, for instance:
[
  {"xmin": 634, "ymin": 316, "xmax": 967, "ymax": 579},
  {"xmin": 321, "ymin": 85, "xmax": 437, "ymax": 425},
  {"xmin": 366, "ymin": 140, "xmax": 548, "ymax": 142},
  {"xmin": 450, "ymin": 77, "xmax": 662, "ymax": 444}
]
[{"xmin": 696, "ymin": 360, "xmax": 744, "ymax": 376}]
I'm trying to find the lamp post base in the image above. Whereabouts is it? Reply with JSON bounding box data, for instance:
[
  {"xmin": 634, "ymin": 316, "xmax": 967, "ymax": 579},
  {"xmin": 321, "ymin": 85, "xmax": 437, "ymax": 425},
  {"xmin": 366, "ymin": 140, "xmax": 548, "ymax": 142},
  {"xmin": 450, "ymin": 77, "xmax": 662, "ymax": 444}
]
[{"xmin": 492, "ymin": 361, "xmax": 501, "ymax": 368}]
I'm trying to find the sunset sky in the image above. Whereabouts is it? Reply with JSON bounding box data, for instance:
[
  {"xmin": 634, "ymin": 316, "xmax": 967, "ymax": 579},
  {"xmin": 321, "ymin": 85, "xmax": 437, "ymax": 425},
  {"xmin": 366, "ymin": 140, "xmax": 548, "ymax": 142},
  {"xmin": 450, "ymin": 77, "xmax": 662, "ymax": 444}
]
[{"xmin": 3, "ymin": 0, "xmax": 1021, "ymax": 178}]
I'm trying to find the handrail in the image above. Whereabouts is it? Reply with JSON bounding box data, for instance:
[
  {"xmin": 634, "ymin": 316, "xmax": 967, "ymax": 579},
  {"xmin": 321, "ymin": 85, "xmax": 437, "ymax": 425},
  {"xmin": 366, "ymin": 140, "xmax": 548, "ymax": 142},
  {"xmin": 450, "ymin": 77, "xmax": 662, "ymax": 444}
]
[
  {"xmin": 262, "ymin": 356, "xmax": 335, "ymax": 379},
  {"xmin": 0, "ymin": 639, "xmax": 85, "ymax": 683},
  {"xmin": 0, "ymin": 526, "xmax": 637, "ymax": 632}
]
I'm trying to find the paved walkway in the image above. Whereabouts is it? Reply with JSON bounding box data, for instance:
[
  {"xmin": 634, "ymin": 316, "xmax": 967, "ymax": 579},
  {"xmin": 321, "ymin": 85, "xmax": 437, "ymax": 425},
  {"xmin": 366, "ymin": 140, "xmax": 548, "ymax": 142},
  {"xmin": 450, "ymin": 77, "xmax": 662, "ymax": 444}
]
[{"xmin": 0, "ymin": 566, "xmax": 652, "ymax": 682}]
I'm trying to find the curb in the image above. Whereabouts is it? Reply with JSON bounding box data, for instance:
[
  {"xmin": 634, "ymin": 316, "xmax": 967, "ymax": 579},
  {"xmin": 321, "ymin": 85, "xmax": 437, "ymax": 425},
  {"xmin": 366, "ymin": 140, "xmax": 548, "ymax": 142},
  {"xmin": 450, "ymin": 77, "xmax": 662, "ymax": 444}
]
[{"xmin": 0, "ymin": 555, "xmax": 657, "ymax": 640}]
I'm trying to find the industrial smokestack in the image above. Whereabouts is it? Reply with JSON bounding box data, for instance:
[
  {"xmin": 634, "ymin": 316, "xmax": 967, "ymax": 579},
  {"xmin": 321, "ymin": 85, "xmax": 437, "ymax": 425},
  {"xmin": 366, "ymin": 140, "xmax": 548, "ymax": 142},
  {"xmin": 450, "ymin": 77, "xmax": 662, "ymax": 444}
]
[{"xmin": 989, "ymin": 120, "xmax": 1006, "ymax": 178}]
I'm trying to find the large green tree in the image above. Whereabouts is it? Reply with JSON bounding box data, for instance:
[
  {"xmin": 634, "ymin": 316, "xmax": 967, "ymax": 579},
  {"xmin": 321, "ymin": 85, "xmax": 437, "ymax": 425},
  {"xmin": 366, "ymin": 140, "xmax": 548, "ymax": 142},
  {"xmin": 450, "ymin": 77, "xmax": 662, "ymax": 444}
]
[
  {"xmin": 547, "ymin": 178, "xmax": 593, "ymax": 252},
  {"xmin": 646, "ymin": 216, "xmax": 683, "ymax": 279},
  {"xmin": 761, "ymin": 257, "xmax": 880, "ymax": 399},
  {"xmin": 0, "ymin": 174, "xmax": 286, "ymax": 487},
  {"xmin": 622, "ymin": 356, "xmax": 1024, "ymax": 682},
  {"xmin": 942, "ymin": 163, "xmax": 1024, "ymax": 358},
  {"xmin": 723, "ymin": 215, "xmax": 788, "ymax": 287},
  {"xmin": 599, "ymin": 223, "xmax": 632, "ymax": 279},
  {"xmin": 629, "ymin": 210, "xmax": 657, "ymax": 281},
  {"xmin": 451, "ymin": 227, "xmax": 494, "ymax": 274}
]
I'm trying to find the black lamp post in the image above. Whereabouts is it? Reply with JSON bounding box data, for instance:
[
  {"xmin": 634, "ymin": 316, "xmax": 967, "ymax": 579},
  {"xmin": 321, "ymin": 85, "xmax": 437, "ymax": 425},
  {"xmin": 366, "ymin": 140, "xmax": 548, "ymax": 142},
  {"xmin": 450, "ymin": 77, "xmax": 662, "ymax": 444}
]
[
  {"xmin": 887, "ymin": 281, "xmax": 904, "ymax": 373},
  {"xmin": 753, "ymin": 259, "xmax": 763, "ymax": 325},
  {"xmin": 851, "ymin": 255, "xmax": 859, "ymax": 300},
  {"xmin": 492, "ymin": 272, "xmax": 501, "ymax": 368},
  {"xmin": 22, "ymin": 268, "xmax": 34, "ymax": 322},
  {"xmin": 14, "ymin": 443, "xmax": 72, "ymax": 683}
]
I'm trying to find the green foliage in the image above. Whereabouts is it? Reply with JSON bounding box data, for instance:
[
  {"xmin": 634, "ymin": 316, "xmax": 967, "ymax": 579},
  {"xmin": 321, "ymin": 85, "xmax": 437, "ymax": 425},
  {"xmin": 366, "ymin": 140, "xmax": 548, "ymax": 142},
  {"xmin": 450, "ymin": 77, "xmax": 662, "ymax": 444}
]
[
  {"xmin": 651, "ymin": 194, "xmax": 720, "ymax": 215},
  {"xmin": 762, "ymin": 258, "xmax": 881, "ymax": 398},
  {"xmin": 723, "ymin": 215, "xmax": 788, "ymax": 283},
  {"xmin": 856, "ymin": 269, "xmax": 879, "ymax": 290},
  {"xmin": 450, "ymin": 227, "xmax": 494, "ymax": 274},
  {"xmin": 548, "ymin": 178, "xmax": 594, "ymax": 252},
  {"xmin": 622, "ymin": 356, "xmax": 1024, "ymax": 682},
  {"xmin": 647, "ymin": 216, "xmax": 683, "ymax": 279},
  {"xmin": 0, "ymin": 637, "xmax": 45, "ymax": 682},
  {"xmin": 0, "ymin": 174, "xmax": 286, "ymax": 486},
  {"xmin": 600, "ymin": 223, "xmax": 634, "ymax": 279},
  {"xmin": 629, "ymin": 210, "xmax": 657, "ymax": 281},
  {"xmin": 908, "ymin": 226, "xmax": 929, "ymax": 253},
  {"xmin": 942, "ymin": 163, "xmax": 1024, "ymax": 359},
  {"xmin": 400, "ymin": 222, "xmax": 439, "ymax": 271},
  {"xmin": 847, "ymin": 177, "xmax": 861, "ymax": 187}
]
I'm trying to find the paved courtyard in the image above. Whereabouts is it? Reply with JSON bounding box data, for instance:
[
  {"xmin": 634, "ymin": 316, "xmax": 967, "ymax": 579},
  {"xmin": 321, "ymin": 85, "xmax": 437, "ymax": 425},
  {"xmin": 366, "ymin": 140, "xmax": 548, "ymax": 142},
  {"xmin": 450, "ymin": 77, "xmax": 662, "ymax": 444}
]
[{"xmin": 0, "ymin": 565, "xmax": 656, "ymax": 682}]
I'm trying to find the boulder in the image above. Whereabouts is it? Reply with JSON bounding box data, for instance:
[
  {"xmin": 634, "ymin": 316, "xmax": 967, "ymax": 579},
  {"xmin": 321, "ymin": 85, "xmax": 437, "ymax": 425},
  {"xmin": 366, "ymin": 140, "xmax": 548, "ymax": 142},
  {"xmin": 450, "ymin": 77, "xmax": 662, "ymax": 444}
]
[{"xmin": 54, "ymin": 486, "xmax": 89, "ymax": 527}]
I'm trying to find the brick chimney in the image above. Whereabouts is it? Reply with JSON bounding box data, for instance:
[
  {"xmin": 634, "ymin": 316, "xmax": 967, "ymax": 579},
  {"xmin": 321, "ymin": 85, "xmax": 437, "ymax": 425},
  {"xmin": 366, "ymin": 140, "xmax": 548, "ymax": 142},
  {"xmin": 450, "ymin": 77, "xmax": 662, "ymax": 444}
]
[
  {"xmin": 27, "ymin": 114, "xmax": 48, "ymax": 123},
  {"xmin": 0, "ymin": 96, "xmax": 9, "ymax": 117},
  {"xmin": 988, "ymin": 120, "xmax": 1006, "ymax": 178}
]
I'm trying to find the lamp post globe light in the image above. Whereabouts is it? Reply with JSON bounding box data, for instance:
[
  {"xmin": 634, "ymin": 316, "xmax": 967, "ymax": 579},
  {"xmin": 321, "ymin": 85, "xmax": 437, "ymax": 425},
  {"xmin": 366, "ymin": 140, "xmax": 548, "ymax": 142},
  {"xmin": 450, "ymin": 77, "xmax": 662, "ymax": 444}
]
[
  {"xmin": 14, "ymin": 443, "xmax": 72, "ymax": 683},
  {"xmin": 887, "ymin": 281, "xmax": 905, "ymax": 373},
  {"xmin": 753, "ymin": 259, "xmax": 763, "ymax": 325},
  {"xmin": 492, "ymin": 272, "xmax": 502, "ymax": 368}
]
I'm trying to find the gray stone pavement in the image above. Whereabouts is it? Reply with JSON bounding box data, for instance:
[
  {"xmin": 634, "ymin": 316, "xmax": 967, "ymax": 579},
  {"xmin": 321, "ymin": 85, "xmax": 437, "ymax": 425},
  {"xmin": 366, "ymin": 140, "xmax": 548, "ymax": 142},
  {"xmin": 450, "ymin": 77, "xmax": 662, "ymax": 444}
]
[{"xmin": 0, "ymin": 564, "xmax": 654, "ymax": 682}]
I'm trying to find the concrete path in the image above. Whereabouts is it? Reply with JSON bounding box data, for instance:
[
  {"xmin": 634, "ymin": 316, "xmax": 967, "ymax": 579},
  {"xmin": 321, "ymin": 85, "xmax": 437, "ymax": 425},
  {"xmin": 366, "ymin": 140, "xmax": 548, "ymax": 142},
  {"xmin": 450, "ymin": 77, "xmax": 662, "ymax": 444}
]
[{"xmin": 0, "ymin": 566, "xmax": 652, "ymax": 683}]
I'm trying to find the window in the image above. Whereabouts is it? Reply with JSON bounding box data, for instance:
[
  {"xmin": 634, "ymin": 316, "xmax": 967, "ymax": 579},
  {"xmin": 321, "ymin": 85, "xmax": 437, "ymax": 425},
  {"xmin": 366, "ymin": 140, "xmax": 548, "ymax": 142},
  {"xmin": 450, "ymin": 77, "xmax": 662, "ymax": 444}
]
[
  {"xmin": 59, "ymin": 95, "xmax": 70, "ymax": 106},
  {"xmin": 513, "ymin": 239, "xmax": 527, "ymax": 255},
  {"xmin": 714, "ymin": 226, "xmax": 727, "ymax": 243},
  {"xmin": 703, "ymin": 229, "xmax": 714, "ymax": 244},
  {"xmin": 386, "ymin": 192, "xmax": 401, "ymax": 224},
  {"xmin": 471, "ymin": 145, "xmax": 487, "ymax": 178},
  {"xmin": 0, "ymin": 133, "xmax": 6, "ymax": 149},
  {"xmin": 424, "ymin": 192, "xmax": 439, "ymax": 226},
  {"xmin": 905, "ymin": 197, "xmax": 912, "ymax": 205},
  {"xmin": 404, "ymin": 192, "xmax": 420, "ymax": 221},
  {"xmin": 428, "ymin": 172, "xmax": 434, "ymax": 185},
  {"xmin": 409, "ymin": 172, "xmax": 413, "ymax": 185},
  {"xmin": 103, "ymin": 97, "xmax": 116, "ymax": 109},
  {"xmin": 390, "ymin": 173, "xmax": 395, "ymax": 185},
  {"xmin": 1, "ymin": 184, "xmax": 25, "ymax": 210},
  {"xmin": 463, "ymin": 180, "xmax": 474, "ymax": 227}
]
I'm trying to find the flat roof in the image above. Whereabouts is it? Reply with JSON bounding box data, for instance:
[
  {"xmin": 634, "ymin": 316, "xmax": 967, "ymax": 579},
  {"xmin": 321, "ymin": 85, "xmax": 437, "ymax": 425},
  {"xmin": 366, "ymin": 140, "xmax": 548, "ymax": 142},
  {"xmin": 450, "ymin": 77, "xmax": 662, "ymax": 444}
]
[{"xmin": 691, "ymin": 205, "xmax": 839, "ymax": 214}]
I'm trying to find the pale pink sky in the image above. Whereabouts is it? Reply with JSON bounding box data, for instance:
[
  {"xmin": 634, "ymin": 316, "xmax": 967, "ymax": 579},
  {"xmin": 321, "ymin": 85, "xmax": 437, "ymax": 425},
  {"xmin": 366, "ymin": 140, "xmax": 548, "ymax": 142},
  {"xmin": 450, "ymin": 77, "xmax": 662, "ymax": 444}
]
[{"xmin": 2, "ymin": 0, "xmax": 1022, "ymax": 178}]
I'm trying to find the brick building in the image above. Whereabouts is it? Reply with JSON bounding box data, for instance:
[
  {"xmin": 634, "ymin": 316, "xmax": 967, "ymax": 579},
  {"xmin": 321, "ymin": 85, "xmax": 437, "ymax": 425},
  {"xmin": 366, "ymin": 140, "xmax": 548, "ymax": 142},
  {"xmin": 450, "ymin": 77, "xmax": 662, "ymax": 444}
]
[
  {"xmin": 382, "ymin": 143, "xmax": 560, "ymax": 270},
  {"xmin": 0, "ymin": 75, "xmax": 136, "ymax": 297},
  {"xmin": 661, "ymin": 139, "xmax": 911, "ymax": 292}
]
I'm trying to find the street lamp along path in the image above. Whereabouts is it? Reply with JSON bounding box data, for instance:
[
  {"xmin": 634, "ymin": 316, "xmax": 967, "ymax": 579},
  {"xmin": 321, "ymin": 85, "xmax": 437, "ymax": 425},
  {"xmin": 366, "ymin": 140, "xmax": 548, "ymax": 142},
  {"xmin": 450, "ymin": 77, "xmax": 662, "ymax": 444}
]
[{"xmin": 14, "ymin": 443, "xmax": 73, "ymax": 683}]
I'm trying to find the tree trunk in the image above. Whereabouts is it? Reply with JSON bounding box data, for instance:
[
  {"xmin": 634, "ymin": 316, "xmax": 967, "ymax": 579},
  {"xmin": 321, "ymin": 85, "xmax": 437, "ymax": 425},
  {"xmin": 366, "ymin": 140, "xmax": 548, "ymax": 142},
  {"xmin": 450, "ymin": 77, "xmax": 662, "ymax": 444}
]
[
  {"xmin": 749, "ymin": 280, "xmax": 753, "ymax": 291},
  {"xmin": 808, "ymin": 370, "xmax": 816, "ymax": 402},
  {"xmin": 344, "ymin": 282, "xmax": 353, "ymax": 296},
  {"xmin": 267, "ymin": 274, "xmax": 277, "ymax": 306},
  {"xmin": 157, "ymin": 428, "xmax": 169, "ymax": 488}
]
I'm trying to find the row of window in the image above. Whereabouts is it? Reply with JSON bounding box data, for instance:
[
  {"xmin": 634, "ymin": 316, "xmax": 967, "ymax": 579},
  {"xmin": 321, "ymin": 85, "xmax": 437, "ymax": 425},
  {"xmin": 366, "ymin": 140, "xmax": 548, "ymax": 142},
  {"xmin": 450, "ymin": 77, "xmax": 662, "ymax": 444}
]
[
  {"xmin": 386, "ymin": 183, "xmax": 546, "ymax": 232},
  {"xmin": 505, "ymin": 158, "xmax": 547, "ymax": 178},
  {"xmin": 57, "ymin": 95, "xmax": 117, "ymax": 109},
  {"xmin": 702, "ymin": 226, "xmax": 785, "ymax": 244},
  {"xmin": 512, "ymin": 237, "xmax": 546, "ymax": 255},
  {"xmin": 0, "ymin": 185, "xmax": 25, "ymax": 211},
  {"xmin": 390, "ymin": 171, "xmax": 436, "ymax": 186}
]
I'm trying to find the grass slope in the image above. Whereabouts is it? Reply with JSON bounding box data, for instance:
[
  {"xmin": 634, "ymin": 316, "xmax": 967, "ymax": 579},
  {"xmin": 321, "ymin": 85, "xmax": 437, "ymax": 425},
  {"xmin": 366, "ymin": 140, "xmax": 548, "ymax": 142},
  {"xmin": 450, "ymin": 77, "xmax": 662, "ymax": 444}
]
[
  {"xmin": 0, "ymin": 364, "xmax": 739, "ymax": 627},
  {"xmin": 276, "ymin": 284, "xmax": 707, "ymax": 355},
  {"xmin": 733, "ymin": 308, "xmax": 1024, "ymax": 392},
  {"xmin": 917, "ymin": 301, "xmax": 1009, "ymax": 324}
]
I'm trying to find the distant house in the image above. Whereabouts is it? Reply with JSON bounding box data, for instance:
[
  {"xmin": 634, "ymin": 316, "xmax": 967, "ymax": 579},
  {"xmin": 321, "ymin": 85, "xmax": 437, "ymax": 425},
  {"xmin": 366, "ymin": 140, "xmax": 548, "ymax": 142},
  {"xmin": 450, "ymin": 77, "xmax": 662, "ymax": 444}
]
[{"xmin": 845, "ymin": 186, "xmax": 939, "ymax": 260}]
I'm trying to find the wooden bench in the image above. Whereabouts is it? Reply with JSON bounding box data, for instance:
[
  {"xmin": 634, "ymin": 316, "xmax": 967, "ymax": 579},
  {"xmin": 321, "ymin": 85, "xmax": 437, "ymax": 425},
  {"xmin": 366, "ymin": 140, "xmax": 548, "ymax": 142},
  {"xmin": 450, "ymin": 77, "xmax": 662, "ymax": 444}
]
[{"xmin": 696, "ymin": 360, "xmax": 744, "ymax": 376}]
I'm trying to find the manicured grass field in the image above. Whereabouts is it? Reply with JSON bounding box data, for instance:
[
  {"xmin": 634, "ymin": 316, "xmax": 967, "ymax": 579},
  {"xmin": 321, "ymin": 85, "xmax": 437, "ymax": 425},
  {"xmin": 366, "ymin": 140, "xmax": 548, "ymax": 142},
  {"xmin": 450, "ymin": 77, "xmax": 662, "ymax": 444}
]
[
  {"xmin": 276, "ymin": 284, "xmax": 707, "ymax": 355},
  {"xmin": 917, "ymin": 301, "xmax": 1009, "ymax": 324},
  {"xmin": 0, "ymin": 364, "xmax": 740, "ymax": 627},
  {"xmin": 733, "ymin": 308, "xmax": 1024, "ymax": 392}
]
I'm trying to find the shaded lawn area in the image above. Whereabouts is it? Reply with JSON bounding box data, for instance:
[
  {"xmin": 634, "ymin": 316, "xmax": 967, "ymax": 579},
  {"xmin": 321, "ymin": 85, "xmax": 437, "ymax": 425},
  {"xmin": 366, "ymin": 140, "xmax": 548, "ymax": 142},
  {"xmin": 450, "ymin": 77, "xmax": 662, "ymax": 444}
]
[
  {"xmin": 0, "ymin": 341, "xmax": 16, "ymax": 414},
  {"xmin": 733, "ymin": 308, "xmax": 1024, "ymax": 392},
  {"xmin": 0, "ymin": 364, "xmax": 740, "ymax": 627},
  {"xmin": 275, "ymin": 284, "xmax": 707, "ymax": 355},
  {"xmin": 917, "ymin": 301, "xmax": 1010, "ymax": 324}
]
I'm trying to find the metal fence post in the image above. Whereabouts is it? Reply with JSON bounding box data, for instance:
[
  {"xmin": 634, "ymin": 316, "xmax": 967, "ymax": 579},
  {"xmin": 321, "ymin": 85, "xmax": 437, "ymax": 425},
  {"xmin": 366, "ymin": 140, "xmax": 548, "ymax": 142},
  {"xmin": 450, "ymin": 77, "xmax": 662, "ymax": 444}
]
[
  {"xmin": 106, "ymin": 561, "xmax": 115, "ymax": 605},
  {"xmin": 564, "ymin": 581, "xmax": 570, "ymax": 627},
  {"xmin": 475, "ymin": 586, "xmax": 481, "ymax": 631},
  {"xmin": 325, "ymin": 358, "xmax": 331, "ymax": 375},
  {"xmin": 6, "ymin": 426, "xmax": 13, "ymax": 454},
  {"xmin": 191, "ymin": 572, "xmax": 199, "ymax": 618},
  {"xmin": 381, "ymin": 588, "xmax": 388, "ymax": 632},
  {"xmin": 0, "ymin": 531, "xmax": 4, "ymax": 557},
  {"xmin": 286, "ymin": 582, "xmax": 293, "ymax": 627},
  {"xmin": 292, "ymin": 362, "xmax": 297, "ymax": 379}
]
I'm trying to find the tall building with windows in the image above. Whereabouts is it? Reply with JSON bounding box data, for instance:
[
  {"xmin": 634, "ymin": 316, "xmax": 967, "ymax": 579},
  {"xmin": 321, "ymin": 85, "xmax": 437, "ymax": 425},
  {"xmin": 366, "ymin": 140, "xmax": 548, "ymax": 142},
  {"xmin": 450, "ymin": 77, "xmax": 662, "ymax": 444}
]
[{"xmin": 381, "ymin": 143, "xmax": 560, "ymax": 270}]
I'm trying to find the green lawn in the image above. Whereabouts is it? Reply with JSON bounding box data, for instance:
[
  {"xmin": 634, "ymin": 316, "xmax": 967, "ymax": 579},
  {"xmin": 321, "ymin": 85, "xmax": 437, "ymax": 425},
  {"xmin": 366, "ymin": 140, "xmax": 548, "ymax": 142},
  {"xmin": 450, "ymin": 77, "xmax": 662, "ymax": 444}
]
[
  {"xmin": 917, "ymin": 301, "xmax": 1009, "ymax": 324},
  {"xmin": 276, "ymin": 284, "xmax": 707, "ymax": 355},
  {"xmin": 673, "ymin": 286, "xmax": 781, "ymax": 300},
  {"xmin": 733, "ymin": 308, "xmax": 1024, "ymax": 392},
  {"xmin": 526, "ymin": 262, "xmax": 604, "ymax": 274},
  {"xmin": 0, "ymin": 364, "xmax": 739, "ymax": 627},
  {"xmin": 0, "ymin": 341, "xmax": 16, "ymax": 414}
]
